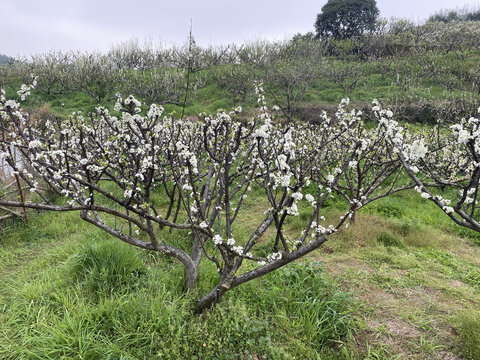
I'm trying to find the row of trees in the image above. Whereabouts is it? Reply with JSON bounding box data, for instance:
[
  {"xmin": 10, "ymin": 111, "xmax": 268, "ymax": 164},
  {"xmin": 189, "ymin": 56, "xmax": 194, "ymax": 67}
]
[
  {"xmin": 429, "ymin": 6, "xmax": 480, "ymax": 23},
  {"xmin": 1, "ymin": 81, "xmax": 479, "ymax": 311},
  {"xmin": 1, "ymin": 20, "xmax": 480, "ymax": 123}
]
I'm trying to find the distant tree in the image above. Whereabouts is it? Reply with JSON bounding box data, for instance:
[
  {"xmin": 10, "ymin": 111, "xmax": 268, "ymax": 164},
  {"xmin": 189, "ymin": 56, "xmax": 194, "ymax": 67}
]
[
  {"xmin": 315, "ymin": 0, "xmax": 379, "ymax": 39},
  {"xmin": 262, "ymin": 40, "xmax": 322, "ymax": 120},
  {"xmin": 320, "ymin": 59, "xmax": 367, "ymax": 97},
  {"xmin": 467, "ymin": 10, "xmax": 480, "ymax": 21},
  {"xmin": 291, "ymin": 32, "xmax": 316, "ymax": 42},
  {"xmin": 0, "ymin": 54, "xmax": 13, "ymax": 66}
]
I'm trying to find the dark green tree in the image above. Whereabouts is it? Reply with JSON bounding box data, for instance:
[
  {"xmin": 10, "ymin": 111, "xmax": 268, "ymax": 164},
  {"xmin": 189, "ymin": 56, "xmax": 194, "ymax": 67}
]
[
  {"xmin": 315, "ymin": 0, "xmax": 379, "ymax": 39},
  {"xmin": 0, "ymin": 54, "xmax": 13, "ymax": 66}
]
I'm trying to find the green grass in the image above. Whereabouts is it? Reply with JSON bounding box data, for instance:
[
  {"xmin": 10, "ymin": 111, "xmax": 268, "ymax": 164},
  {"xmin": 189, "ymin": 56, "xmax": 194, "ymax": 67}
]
[
  {"xmin": 0, "ymin": 211, "xmax": 359, "ymax": 359},
  {"xmin": 68, "ymin": 241, "xmax": 147, "ymax": 297},
  {"xmin": 1, "ymin": 184, "xmax": 480, "ymax": 359},
  {"xmin": 318, "ymin": 196, "xmax": 480, "ymax": 358},
  {"xmin": 455, "ymin": 311, "xmax": 480, "ymax": 360}
]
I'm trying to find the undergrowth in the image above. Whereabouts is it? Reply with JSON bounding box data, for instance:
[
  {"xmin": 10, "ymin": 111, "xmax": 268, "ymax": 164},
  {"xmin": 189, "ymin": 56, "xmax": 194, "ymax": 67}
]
[
  {"xmin": 0, "ymin": 232, "xmax": 356, "ymax": 360},
  {"xmin": 1, "ymin": 187, "xmax": 479, "ymax": 359}
]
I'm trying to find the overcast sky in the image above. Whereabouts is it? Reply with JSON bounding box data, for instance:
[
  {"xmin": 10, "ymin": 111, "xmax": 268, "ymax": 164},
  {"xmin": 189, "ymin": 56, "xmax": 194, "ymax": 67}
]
[{"xmin": 1, "ymin": 0, "xmax": 479, "ymax": 57}]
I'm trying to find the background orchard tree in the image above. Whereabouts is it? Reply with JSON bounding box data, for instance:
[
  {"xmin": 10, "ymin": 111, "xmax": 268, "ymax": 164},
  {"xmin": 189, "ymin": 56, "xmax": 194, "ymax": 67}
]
[
  {"xmin": 314, "ymin": 0, "xmax": 380, "ymax": 40},
  {"xmin": 429, "ymin": 6, "xmax": 480, "ymax": 23},
  {"xmin": 432, "ymin": 21, "xmax": 480, "ymax": 60},
  {"xmin": 22, "ymin": 51, "xmax": 73, "ymax": 97},
  {"xmin": 378, "ymin": 56, "xmax": 424, "ymax": 93},
  {"xmin": 320, "ymin": 60, "xmax": 367, "ymax": 97},
  {"xmin": 209, "ymin": 63, "xmax": 256, "ymax": 106},
  {"xmin": 262, "ymin": 39, "xmax": 321, "ymax": 120},
  {"xmin": 235, "ymin": 40, "xmax": 275, "ymax": 68},
  {"xmin": 0, "ymin": 54, "xmax": 13, "ymax": 66},
  {"xmin": 70, "ymin": 53, "xmax": 119, "ymax": 104},
  {"xmin": 108, "ymin": 39, "xmax": 170, "ymax": 73},
  {"xmin": 421, "ymin": 54, "xmax": 464, "ymax": 92},
  {"xmin": 117, "ymin": 68, "xmax": 188, "ymax": 105},
  {"xmin": 380, "ymin": 103, "xmax": 480, "ymax": 233}
]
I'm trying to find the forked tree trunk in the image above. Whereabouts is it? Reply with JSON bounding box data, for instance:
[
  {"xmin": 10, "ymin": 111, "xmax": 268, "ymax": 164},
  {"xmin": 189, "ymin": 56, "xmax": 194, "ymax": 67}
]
[{"xmin": 195, "ymin": 234, "xmax": 329, "ymax": 313}]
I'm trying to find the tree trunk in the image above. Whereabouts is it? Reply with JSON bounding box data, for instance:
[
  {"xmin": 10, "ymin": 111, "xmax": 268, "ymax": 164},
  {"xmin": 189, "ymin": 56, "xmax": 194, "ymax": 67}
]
[
  {"xmin": 185, "ymin": 263, "xmax": 199, "ymax": 291},
  {"xmin": 195, "ymin": 235, "xmax": 329, "ymax": 313},
  {"xmin": 195, "ymin": 280, "xmax": 232, "ymax": 313}
]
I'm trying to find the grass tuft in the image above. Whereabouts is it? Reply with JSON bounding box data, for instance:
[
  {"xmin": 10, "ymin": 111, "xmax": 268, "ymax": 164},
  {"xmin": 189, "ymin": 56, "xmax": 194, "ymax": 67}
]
[
  {"xmin": 67, "ymin": 240, "xmax": 146, "ymax": 297},
  {"xmin": 456, "ymin": 311, "xmax": 480, "ymax": 360},
  {"xmin": 377, "ymin": 231, "xmax": 405, "ymax": 249}
]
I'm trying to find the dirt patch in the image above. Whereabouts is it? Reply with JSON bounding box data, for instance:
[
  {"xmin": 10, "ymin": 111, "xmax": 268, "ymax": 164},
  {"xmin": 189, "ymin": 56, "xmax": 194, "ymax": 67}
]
[
  {"xmin": 320, "ymin": 253, "xmax": 470, "ymax": 359},
  {"xmin": 325, "ymin": 258, "xmax": 374, "ymax": 274},
  {"xmin": 369, "ymin": 317, "xmax": 422, "ymax": 339},
  {"xmin": 448, "ymin": 279, "xmax": 466, "ymax": 289},
  {"xmin": 434, "ymin": 352, "xmax": 463, "ymax": 360}
]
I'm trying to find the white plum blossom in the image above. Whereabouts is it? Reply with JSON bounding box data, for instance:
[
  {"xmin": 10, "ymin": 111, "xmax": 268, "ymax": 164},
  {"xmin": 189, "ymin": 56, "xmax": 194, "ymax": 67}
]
[
  {"xmin": 421, "ymin": 192, "xmax": 431, "ymax": 199},
  {"xmin": 212, "ymin": 235, "xmax": 223, "ymax": 245},
  {"xmin": 291, "ymin": 192, "xmax": 303, "ymax": 201},
  {"xmin": 28, "ymin": 140, "xmax": 42, "ymax": 149},
  {"xmin": 286, "ymin": 203, "xmax": 299, "ymax": 216},
  {"xmin": 275, "ymin": 154, "xmax": 289, "ymax": 171},
  {"xmin": 253, "ymin": 123, "xmax": 270, "ymax": 139},
  {"xmin": 267, "ymin": 252, "xmax": 282, "ymax": 262},
  {"xmin": 443, "ymin": 206, "xmax": 454, "ymax": 214},
  {"xmin": 408, "ymin": 140, "xmax": 428, "ymax": 161},
  {"xmin": 232, "ymin": 245, "xmax": 244, "ymax": 254}
]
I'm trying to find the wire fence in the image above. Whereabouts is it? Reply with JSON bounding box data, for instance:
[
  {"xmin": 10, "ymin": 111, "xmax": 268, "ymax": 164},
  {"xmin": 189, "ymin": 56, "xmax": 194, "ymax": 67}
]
[
  {"xmin": 0, "ymin": 145, "xmax": 24, "ymax": 182},
  {"xmin": 0, "ymin": 145, "xmax": 27, "ymax": 224}
]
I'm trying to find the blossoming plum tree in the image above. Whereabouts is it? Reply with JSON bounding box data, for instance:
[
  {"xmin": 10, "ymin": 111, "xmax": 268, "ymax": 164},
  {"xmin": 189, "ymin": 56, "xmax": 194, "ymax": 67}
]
[
  {"xmin": 0, "ymin": 80, "xmax": 416, "ymax": 312},
  {"xmin": 391, "ymin": 106, "xmax": 480, "ymax": 232},
  {"xmin": 322, "ymin": 99, "xmax": 415, "ymax": 223}
]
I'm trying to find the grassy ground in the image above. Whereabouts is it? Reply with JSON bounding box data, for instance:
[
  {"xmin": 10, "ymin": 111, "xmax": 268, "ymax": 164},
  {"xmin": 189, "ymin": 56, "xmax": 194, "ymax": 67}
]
[{"xmin": 0, "ymin": 188, "xmax": 479, "ymax": 359}]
